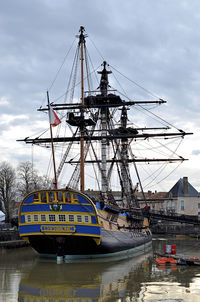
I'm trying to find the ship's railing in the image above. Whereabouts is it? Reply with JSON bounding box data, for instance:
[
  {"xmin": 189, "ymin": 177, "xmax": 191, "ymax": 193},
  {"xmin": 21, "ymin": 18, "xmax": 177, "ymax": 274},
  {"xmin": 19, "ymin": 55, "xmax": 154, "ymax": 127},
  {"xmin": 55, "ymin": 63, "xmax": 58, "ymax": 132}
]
[
  {"xmin": 26, "ymin": 190, "xmax": 79, "ymax": 204},
  {"xmin": 142, "ymin": 208, "xmax": 200, "ymax": 225}
]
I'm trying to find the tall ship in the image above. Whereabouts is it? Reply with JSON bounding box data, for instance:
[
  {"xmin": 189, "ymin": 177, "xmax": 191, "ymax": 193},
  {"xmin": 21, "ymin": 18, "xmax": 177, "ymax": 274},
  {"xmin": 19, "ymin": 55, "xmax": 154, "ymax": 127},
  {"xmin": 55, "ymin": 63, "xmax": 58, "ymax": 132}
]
[{"xmin": 18, "ymin": 27, "xmax": 191, "ymax": 261}]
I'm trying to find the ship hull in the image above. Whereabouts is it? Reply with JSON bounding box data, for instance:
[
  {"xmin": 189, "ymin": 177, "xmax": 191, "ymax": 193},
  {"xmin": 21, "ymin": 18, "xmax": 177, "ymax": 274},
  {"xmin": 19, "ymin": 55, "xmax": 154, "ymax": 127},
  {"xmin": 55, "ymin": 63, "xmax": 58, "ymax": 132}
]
[
  {"xmin": 19, "ymin": 188, "xmax": 152, "ymax": 261},
  {"xmin": 28, "ymin": 229, "xmax": 152, "ymax": 260}
]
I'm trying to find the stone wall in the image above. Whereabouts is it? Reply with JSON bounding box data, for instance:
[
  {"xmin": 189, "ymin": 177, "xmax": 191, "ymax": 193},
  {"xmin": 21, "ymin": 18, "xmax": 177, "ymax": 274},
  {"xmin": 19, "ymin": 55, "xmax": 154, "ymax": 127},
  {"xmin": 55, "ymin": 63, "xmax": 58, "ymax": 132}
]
[
  {"xmin": 151, "ymin": 223, "xmax": 200, "ymax": 236},
  {"xmin": 0, "ymin": 230, "xmax": 20, "ymax": 242}
]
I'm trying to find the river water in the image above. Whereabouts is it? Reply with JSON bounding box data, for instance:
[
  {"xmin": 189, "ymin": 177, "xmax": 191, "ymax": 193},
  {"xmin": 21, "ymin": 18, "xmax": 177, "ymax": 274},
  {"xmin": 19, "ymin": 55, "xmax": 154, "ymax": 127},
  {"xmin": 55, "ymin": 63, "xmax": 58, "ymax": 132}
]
[{"xmin": 0, "ymin": 235, "xmax": 200, "ymax": 302}]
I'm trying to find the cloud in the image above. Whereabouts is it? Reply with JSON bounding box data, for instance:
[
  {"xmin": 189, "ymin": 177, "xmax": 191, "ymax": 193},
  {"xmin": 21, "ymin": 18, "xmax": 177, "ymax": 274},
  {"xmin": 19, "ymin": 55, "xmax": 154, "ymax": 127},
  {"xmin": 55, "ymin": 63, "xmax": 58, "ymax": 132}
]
[
  {"xmin": 0, "ymin": 0, "xmax": 199, "ymax": 190},
  {"xmin": 0, "ymin": 96, "xmax": 10, "ymax": 106},
  {"xmin": 192, "ymin": 150, "xmax": 200, "ymax": 156}
]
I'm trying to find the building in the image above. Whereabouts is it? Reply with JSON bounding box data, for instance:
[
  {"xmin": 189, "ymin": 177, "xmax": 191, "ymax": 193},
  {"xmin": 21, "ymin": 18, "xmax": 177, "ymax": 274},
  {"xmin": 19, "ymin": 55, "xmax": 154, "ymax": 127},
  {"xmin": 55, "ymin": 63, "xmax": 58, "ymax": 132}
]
[
  {"xmin": 138, "ymin": 191, "xmax": 167, "ymax": 212},
  {"xmin": 164, "ymin": 177, "xmax": 200, "ymax": 216},
  {"xmin": 85, "ymin": 178, "xmax": 200, "ymax": 216},
  {"xmin": 139, "ymin": 177, "xmax": 200, "ymax": 216}
]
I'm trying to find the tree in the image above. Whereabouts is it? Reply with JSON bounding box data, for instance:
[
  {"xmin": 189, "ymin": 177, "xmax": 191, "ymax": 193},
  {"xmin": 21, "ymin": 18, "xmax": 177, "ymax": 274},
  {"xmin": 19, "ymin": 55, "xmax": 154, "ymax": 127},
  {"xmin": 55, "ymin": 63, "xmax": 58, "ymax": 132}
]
[
  {"xmin": 0, "ymin": 162, "xmax": 16, "ymax": 222},
  {"xmin": 17, "ymin": 161, "xmax": 52, "ymax": 200}
]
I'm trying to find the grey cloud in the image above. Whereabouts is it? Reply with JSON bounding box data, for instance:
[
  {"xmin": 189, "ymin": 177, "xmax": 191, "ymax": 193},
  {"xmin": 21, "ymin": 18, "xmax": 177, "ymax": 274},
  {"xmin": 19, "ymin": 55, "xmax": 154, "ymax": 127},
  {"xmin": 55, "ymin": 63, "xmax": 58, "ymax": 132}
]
[
  {"xmin": 0, "ymin": 0, "xmax": 199, "ymax": 185},
  {"xmin": 192, "ymin": 150, "xmax": 200, "ymax": 156}
]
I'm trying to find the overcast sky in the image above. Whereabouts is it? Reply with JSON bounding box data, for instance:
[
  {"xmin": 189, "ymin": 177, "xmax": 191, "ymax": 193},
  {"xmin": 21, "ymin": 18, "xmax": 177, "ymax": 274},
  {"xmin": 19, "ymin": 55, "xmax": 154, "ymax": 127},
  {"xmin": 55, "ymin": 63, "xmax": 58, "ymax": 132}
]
[{"xmin": 0, "ymin": 0, "xmax": 200, "ymax": 191}]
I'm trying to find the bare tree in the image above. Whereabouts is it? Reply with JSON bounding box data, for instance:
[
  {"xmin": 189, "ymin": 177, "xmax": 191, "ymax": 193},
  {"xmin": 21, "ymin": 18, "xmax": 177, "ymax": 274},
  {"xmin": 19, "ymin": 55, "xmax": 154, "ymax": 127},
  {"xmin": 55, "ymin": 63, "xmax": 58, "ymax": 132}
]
[
  {"xmin": 17, "ymin": 161, "xmax": 36, "ymax": 197},
  {"xmin": 17, "ymin": 161, "xmax": 52, "ymax": 199},
  {"xmin": 0, "ymin": 162, "xmax": 16, "ymax": 222}
]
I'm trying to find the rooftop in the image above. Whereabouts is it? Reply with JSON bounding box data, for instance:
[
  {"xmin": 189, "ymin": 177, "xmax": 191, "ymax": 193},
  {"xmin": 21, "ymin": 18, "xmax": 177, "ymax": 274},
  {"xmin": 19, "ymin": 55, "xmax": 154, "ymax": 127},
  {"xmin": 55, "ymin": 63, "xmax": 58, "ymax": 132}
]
[{"xmin": 166, "ymin": 177, "xmax": 199, "ymax": 198}]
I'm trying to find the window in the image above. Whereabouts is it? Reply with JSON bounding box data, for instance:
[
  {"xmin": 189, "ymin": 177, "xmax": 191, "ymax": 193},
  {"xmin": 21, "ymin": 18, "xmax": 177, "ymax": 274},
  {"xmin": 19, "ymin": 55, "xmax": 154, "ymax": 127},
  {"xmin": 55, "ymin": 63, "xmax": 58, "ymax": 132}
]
[
  {"xmin": 41, "ymin": 214, "xmax": 46, "ymax": 222},
  {"xmin": 198, "ymin": 203, "xmax": 200, "ymax": 209},
  {"xmin": 59, "ymin": 214, "xmax": 66, "ymax": 222},
  {"xmin": 181, "ymin": 200, "xmax": 184, "ymax": 211},
  {"xmin": 33, "ymin": 214, "xmax": 39, "ymax": 222},
  {"xmin": 72, "ymin": 193, "xmax": 79, "ymax": 203},
  {"xmin": 27, "ymin": 215, "xmax": 32, "ymax": 223},
  {"xmin": 57, "ymin": 191, "xmax": 64, "ymax": 203},
  {"xmin": 40, "ymin": 192, "xmax": 47, "ymax": 203},
  {"xmin": 84, "ymin": 215, "xmax": 89, "ymax": 223},
  {"xmin": 69, "ymin": 215, "xmax": 74, "ymax": 222},
  {"xmin": 48, "ymin": 191, "xmax": 55, "ymax": 202},
  {"xmin": 33, "ymin": 193, "xmax": 40, "ymax": 202},
  {"xmin": 77, "ymin": 215, "xmax": 82, "ymax": 223},
  {"xmin": 65, "ymin": 192, "xmax": 71, "ymax": 203},
  {"xmin": 172, "ymin": 200, "xmax": 175, "ymax": 210},
  {"xmin": 49, "ymin": 214, "xmax": 56, "ymax": 222}
]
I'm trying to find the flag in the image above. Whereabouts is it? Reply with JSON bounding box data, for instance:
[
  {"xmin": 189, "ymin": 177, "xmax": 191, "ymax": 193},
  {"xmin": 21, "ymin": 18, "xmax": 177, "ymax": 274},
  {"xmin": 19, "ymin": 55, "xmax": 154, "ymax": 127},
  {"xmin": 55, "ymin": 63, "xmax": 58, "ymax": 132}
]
[{"xmin": 49, "ymin": 105, "xmax": 61, "ymax": 127}]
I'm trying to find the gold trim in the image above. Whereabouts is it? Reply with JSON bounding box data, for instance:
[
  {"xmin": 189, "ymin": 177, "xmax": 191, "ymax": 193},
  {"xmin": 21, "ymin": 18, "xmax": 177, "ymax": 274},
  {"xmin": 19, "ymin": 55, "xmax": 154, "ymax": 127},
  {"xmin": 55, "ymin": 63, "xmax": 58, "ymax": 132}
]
[{"xmin": 20, "ymin": 232, "xmax": 101, "ymax": 238}]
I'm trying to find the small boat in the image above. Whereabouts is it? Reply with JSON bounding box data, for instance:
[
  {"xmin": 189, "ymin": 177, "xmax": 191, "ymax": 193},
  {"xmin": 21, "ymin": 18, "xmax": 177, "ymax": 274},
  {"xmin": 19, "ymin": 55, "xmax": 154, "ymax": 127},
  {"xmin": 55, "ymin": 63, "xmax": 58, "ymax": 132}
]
[
  {"xmin": 156, "ymin": 252, "xmax": 200, "ymax": 266},
  {"xmin": 156, "ymin": 257, "xmax": 177, "ymax": 266},
  {"xmin": 17, "ymin": 26, "xmax": 191, "ymax": 261}
]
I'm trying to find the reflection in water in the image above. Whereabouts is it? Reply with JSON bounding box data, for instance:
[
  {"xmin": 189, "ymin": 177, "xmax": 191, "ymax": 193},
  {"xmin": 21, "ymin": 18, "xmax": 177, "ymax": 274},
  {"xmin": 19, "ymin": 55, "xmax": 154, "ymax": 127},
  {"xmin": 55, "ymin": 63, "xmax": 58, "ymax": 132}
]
[
  {"xmin": 0, "ymin": 247, "xmax": 36, "ymax": 302},
  {"xmin": 18, "ymin": 251, "xmax": 153, "ymax": 302},
  {"xmin": 0, "ymin": 237, "xmax": 200, "ymax": 301}
]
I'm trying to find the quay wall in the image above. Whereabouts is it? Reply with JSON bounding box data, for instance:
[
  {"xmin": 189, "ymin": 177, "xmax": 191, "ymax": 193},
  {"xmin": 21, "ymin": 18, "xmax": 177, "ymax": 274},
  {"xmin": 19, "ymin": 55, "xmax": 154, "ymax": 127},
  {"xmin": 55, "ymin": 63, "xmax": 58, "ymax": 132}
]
[
  {"xmin": 151, "ymin": 223, "xmax": 200, "ymax": 236},
  {"xmin": 0, "ymin": 229, "xmax": 29, "ymax": 249},
  {"xmin": 0, "ymin": 230, "xmax": 20, "ymax": 241}
]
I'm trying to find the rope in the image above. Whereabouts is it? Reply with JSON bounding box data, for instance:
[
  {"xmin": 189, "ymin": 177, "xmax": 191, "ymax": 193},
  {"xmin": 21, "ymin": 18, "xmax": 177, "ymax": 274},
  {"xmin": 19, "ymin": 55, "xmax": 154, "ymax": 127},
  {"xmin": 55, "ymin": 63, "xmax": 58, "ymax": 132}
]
[
  {"xmin": 88, "ymin": 36, "xmax": 105, "ymax": 61},
  {"xmin": 110, "ymin": 64, "xmax": 162, "ymax": 100},
  {"xmin": 48, "ymin": 38, "xmax": 76, "ymax": 91}
]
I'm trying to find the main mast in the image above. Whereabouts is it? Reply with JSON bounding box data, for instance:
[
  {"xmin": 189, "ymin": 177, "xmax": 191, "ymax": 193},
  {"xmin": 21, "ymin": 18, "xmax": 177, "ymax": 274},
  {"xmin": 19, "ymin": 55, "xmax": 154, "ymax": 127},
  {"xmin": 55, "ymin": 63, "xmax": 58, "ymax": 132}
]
[
  {"xmin": 79, "ymin": 26, "xmax": 86, "ymax": 192},
  {"xmin": 98, "ymin": 61, "xmax": 112, "ymax": 200}
]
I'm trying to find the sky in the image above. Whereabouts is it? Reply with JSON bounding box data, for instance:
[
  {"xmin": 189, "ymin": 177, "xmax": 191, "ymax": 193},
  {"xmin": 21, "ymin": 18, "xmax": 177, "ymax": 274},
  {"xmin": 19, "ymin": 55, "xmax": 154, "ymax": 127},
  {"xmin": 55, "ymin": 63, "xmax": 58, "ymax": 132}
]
[{"xmin": 0, "ymin": 0, "xmax": 200, "ymax": 192}]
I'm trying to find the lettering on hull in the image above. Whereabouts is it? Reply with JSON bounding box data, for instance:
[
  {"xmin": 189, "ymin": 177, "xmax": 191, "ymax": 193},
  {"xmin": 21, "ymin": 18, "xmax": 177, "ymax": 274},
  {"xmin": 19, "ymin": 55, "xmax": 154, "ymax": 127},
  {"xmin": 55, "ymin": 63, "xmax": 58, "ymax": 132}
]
[{"xmin": 41, "ymin": 225, "xmax": 76, "ymax": 233}]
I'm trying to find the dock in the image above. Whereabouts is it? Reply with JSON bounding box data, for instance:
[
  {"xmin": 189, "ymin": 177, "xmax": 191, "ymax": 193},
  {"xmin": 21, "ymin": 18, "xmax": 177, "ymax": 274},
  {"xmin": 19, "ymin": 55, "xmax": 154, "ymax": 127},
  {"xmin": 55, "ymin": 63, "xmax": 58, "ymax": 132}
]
[{"xmin": 0, "ymin": 240, "xmax": 29, "ymax": 249}]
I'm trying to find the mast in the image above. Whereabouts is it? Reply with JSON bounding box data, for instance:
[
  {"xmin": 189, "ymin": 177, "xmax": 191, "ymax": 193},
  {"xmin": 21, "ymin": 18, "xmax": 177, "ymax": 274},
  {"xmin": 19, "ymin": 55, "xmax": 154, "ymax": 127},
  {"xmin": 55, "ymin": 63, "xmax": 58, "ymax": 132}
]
[
  {"xmin": 47, "ymin": 91, "xmax": 58, "ymax": 189},
  {"xmin": 98, "ymin": 61, "xmax": 112, "ymax": 200},
  {"xmin": 79, "ymin": 26, "xmax": 86, "ymax": 192},
  {"xmin": 120, "ymin": 106, "xmax": 131, "ymax": 207}
]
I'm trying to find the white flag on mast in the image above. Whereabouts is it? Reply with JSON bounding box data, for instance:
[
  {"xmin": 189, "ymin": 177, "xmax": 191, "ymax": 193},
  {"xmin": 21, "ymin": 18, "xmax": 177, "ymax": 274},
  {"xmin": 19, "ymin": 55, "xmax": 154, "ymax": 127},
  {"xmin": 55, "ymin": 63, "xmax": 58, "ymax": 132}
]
[{"xmin": 49, "ymin": 105, "xmax": 61, "ymax": 127}]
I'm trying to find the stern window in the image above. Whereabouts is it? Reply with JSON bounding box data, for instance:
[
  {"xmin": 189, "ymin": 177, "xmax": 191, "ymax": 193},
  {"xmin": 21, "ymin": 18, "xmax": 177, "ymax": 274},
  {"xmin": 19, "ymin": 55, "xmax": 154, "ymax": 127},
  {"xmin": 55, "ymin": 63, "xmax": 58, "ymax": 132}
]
[
  {"xmin": 49, "ymin": 214, "xmax": 56, "ymax": 222},
  {"xmin": 65, "ymin": 192, "xmax": 71, "ymax": 203},
  {"xmin": 27, "ymin": 215, "xmax": 32, "ymax": 223},
  {"xmin": 41, "ymin": 214, "xmax": 46, "ymax": 222},
  {"xmin": 33, "ymin": 214, "xmax": 39, "ymax": 222},
  {"xmin": 33, "ymin": 193, "xmax": 40, "ymax": 203},
  {"xmin": 69, "ymin": 214, "xmax": 74, "ymax": 222},
  {"xmin": 48, "ymin": 192, "xmax": 56, "ymax": 203},
  {"xmin": 77, "ymin": 215, "xmax": 82, "ymax": 223},
  {"xmin": 57, "ymin": 191, "xmax": 64, "ymax": 203},
  {"xmin": 59, "ymin": 214, "xmax": 66, "ymax": 222},
  {"xmin": 40, "ymin": 192, "xmax": 47, "ymax": 203},
  {"xmin": 84, "ymin": 215, "xmax": 89, "ymax": 223},
  {"xmin": 72, "ymin": 193, "xmax": 79, "ymax": 203}
]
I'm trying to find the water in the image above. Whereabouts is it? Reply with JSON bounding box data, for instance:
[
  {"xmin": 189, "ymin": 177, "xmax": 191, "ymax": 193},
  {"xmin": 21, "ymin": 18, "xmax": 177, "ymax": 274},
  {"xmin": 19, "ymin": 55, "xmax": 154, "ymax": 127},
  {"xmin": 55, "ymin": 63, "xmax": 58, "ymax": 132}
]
[{"xmin": 0, "ymin": 236, "xmax": 200, "ymax": 301}]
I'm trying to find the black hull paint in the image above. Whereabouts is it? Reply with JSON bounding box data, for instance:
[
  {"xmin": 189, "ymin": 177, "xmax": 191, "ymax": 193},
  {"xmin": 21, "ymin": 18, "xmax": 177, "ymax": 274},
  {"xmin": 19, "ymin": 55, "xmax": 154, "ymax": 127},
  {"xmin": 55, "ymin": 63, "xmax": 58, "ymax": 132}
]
[{"xmin": 28, "ymin": 230, "xmax": 152, "ymax": 257}]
